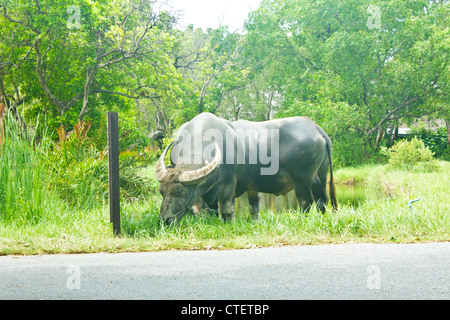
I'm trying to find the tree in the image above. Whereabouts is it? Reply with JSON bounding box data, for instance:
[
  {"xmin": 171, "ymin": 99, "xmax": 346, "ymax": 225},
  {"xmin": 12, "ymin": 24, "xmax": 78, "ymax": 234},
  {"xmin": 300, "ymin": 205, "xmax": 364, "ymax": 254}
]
[
  {"xmin": 243, "ymin": 0, "xmax": 449, "ymax": 164},
  {"xmin": 0, "ymin": 0, "xmax": 180, "ymax": 129},
  {"xmin": 172, "ymin": 25, "xmax": 249, "ymax": 122},
  {"xmin": 0, "ymin": 2, "xmax": 36, "ymax": 126}
]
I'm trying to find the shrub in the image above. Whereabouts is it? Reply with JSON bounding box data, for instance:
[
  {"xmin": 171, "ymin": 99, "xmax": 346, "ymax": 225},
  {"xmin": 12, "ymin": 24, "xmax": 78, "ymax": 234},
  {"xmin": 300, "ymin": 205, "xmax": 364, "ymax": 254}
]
[
  {"xmin": 47, "ymin": 121, "xmax": 155, "ymax": 209},
  {"xmin": 414, "ymin": 127, "xmax": 448, "ymax": 158},
  {"xmin": 380, "ymin": 137, "xmax": 438, "ymax": 171}
]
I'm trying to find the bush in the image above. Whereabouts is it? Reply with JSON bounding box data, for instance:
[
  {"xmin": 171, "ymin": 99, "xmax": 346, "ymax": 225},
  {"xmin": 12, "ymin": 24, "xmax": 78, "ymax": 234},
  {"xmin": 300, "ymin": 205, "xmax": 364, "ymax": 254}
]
[
  {"xmin": 415, "ymin": 127, "xmax": 448, "ymax": 158},
  {"xmin": 380, "ymin": 137, "xmax": 438, "ymax": 171},
  {"xmin": 47, "ymin": 121, "xmax": 155, "ymax": 209}
]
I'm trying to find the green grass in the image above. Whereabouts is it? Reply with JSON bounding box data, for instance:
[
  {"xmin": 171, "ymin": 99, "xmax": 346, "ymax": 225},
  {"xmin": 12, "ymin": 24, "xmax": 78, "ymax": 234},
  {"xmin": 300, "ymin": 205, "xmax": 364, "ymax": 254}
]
[
  {"xmin": 1, "ymin": 160, "xmax": 449, "ymax": 255},
  {"xmin": 0, "ymin": 110, "xmax": 448, "ymax": 255},
  {"xmin": 0, "ymin": 113, "xmax": 62, "ymax": 225},
  {"xmin": 333, "ymin": 164, "xmax": 378, "ymax": 185}
]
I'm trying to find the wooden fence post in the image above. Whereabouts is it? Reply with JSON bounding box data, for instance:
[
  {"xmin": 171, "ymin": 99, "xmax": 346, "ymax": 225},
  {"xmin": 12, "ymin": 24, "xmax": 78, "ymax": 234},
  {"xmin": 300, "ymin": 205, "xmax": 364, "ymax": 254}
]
[{"xmin": 107, "ymin": 112, "xmax": 120, "ymax": 235}]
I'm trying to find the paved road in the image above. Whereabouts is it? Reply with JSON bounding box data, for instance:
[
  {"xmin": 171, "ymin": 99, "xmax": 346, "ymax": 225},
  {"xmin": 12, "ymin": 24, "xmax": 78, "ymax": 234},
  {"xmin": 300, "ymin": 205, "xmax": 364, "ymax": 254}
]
[{"xmin": 0, "ymin": 243, "xmax": 448, "ymax": 300}]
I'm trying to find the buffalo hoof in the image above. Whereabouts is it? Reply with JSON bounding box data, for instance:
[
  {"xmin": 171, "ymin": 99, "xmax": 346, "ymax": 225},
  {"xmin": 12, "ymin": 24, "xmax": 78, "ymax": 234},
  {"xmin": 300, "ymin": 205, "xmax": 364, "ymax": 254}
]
[{"xmin": 221, "ymin": 213, "xmax": 234, "ymax": 222}]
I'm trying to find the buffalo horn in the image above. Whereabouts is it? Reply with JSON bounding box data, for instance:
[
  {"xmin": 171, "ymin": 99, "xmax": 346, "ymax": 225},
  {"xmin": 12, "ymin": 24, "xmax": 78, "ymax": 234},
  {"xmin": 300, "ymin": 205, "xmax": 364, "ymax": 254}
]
[
  {"xmin": 178, "ymin": 142, "xmax": 221, "ymax": 185},
  {"xmin": 155, "ymin": 141, "xmax": 173, "ymax": 182}
]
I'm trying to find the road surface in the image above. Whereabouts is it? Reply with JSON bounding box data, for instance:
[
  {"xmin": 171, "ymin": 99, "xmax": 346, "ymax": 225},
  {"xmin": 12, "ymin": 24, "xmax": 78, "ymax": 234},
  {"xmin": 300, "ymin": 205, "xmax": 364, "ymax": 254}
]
[{"xmin": 0, "ymin": 242, "xmax": 448, "ymax": 300}]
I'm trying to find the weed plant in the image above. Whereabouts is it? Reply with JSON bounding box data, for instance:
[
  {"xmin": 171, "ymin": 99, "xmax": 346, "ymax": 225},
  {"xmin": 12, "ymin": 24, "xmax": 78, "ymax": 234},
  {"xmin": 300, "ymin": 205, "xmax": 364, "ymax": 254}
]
[{"xmin": 0, "ymin": 110, "xmax": 61, "ymax": 225}]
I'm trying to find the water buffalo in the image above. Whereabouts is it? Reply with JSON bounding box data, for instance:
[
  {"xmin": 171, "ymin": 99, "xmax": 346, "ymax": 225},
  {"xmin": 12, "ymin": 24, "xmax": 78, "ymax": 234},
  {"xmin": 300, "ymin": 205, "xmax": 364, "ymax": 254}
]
[
  {"xmin": 233, "ymin": 117, "xmax": 338, "ymax": 219},
  {"xmin": 155, "ymin": 113, "xmax": 243, "ymax": 225},
  {"xmin": 155, "ymin": 112, "xmax": 337, "ymax": 225}
]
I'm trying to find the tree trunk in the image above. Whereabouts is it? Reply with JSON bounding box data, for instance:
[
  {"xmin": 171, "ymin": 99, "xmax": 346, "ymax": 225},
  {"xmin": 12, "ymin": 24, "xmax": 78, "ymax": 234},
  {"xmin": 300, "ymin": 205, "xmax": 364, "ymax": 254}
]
[
  {"xmin": 388, "ymin": 123, "xmax": 398, "ymax": 147},
  {"xmin": 265, "ymin": 90, "xmax": 274, "ymax": 121},
  {"xmin": 375, "ymin": 128, "xmax": 384, "ymax": 150},
  {"xmin": 393, "ymin": 125, "xmax": 399, "ymax": 141},
  {"xmin": 78, "ymin": 66, "xmax": 98, "ymax": 122},
  {"xmin": 197, "ymin": 77, "xmax": 212, "ymax": 114},
  {"xmin": 235, "ymin": 106, "xmax": 241, "ymax": 121}
]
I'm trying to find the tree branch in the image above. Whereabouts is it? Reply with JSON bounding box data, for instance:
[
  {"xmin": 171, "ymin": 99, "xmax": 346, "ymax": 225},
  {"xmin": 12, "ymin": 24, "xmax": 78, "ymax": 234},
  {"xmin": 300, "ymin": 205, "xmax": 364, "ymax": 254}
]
[
  {"xmin": 367, "ymin": 96, "xmax": 420, "ymax": 136},
  {"xmin": 367, "ymin": 76, "xmax": 439, "ymax": 136},
  {"xmin": 34, "ymin": 36, "xmax": 66, "ymax": 112},
  {"xmin": 34, "ymin": 36, "xmax": 84, "ymax": 113},
  {"xmin": 93, "ymin": 89, "xmax": 160, "ymax": 100},
  {"xmin": 279, "ymin": 27, "xmax": 320, "ymax": 71},
  {"xmin": 0, "ymin": 9, "xmax": 38, "ymax": 33}
]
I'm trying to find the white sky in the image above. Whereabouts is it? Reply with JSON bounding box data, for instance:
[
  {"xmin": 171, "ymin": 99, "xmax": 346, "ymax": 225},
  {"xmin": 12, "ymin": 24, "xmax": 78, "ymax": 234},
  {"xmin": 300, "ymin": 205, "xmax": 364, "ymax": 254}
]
[{"xmin": 162, "ymin": 0, "xmax": 262, "ymax": 31}]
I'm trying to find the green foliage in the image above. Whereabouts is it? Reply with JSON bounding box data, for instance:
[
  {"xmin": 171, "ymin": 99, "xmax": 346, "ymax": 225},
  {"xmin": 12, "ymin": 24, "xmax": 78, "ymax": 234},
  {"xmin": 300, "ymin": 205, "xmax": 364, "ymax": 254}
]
[
  {"xmin": 1, "ymin": 0, "xmax": 181, "ymax": 135},
  {"xmin": 119, "ymin": 125, "xmax": 151, "ymax": 153},
  {"xmin": 381, "ymin": 137, "xmax": 438, "ymax": 171},
  {"xmin": 0, "ymin": 111, "xmax": 61, "ymax": 225},
  {"xmin": 46, "ymin": 121, "xmax": 155, "ymax": 209},
  {"xmin": 411, "ymin": 127, "xmax": 449, "ymax": 158},
  {"xmin": 244, "ymin": 0, "xmax": 449, "ymax": 158},
  {"xmin": 2, "ymin": 0, "xmax": 448, "ymax": 164}
]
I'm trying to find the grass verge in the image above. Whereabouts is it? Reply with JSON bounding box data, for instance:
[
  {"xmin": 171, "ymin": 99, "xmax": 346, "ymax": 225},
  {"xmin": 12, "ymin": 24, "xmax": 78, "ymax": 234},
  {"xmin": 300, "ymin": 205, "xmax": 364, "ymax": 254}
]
[{"xmin": 0, "ymin": 162, "xmax": 449, "ymax": 255}]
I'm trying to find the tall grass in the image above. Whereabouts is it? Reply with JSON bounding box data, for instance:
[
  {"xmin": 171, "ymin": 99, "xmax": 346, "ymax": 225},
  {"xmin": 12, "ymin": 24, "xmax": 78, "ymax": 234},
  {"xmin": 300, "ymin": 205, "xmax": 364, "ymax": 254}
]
[
  {"xmin": 0, "ymin": 109, "xmax": 157, "ymax": 251},
  {"xmin": 1, "ymin": 109, "xmax": 448, "ymax": 255},
  {"xmin": 0, "ymin": 110, "xmax": 60, "ymax": 224}
]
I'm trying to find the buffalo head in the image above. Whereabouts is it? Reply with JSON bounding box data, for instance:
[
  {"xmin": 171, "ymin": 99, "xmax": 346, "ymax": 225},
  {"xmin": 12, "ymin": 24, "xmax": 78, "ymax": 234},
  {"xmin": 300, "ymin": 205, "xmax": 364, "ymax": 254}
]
[{"xmin": 155, "ymin": 142, "xmax": 221, "ymax": 225}]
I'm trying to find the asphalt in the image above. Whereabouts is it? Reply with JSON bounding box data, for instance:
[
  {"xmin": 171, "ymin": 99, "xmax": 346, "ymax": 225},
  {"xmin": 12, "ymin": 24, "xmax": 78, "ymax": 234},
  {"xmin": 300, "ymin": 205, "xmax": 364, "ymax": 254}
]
[{"xmin": 0, "ymin": 242, "xmax": 448, "ymax": 300}]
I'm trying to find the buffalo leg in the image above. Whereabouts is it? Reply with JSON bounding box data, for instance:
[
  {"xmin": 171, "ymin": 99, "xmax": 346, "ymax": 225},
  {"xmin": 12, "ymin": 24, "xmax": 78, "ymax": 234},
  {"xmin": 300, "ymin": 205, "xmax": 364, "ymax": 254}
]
[
  {"xmin": 248, "ymin": 191, "xmax": 260, "ymax": 220},
  {"xmin": 202, "ymin": 191, "xmax": 219, "ymax": 216},
  {"xmin": 218, "ymin": 183, "xmax": 236, "ymax": 222},
  {"xmin": 294, "ymin": 181, "xmax": 314, "ymax": 213},
  {"xmin": 312, "ymin": 155, "xmax": 331, "ymax": 213},
  {"xmin": 312, "ymin": 175, "xmax": 328, "ymax": 213}
]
